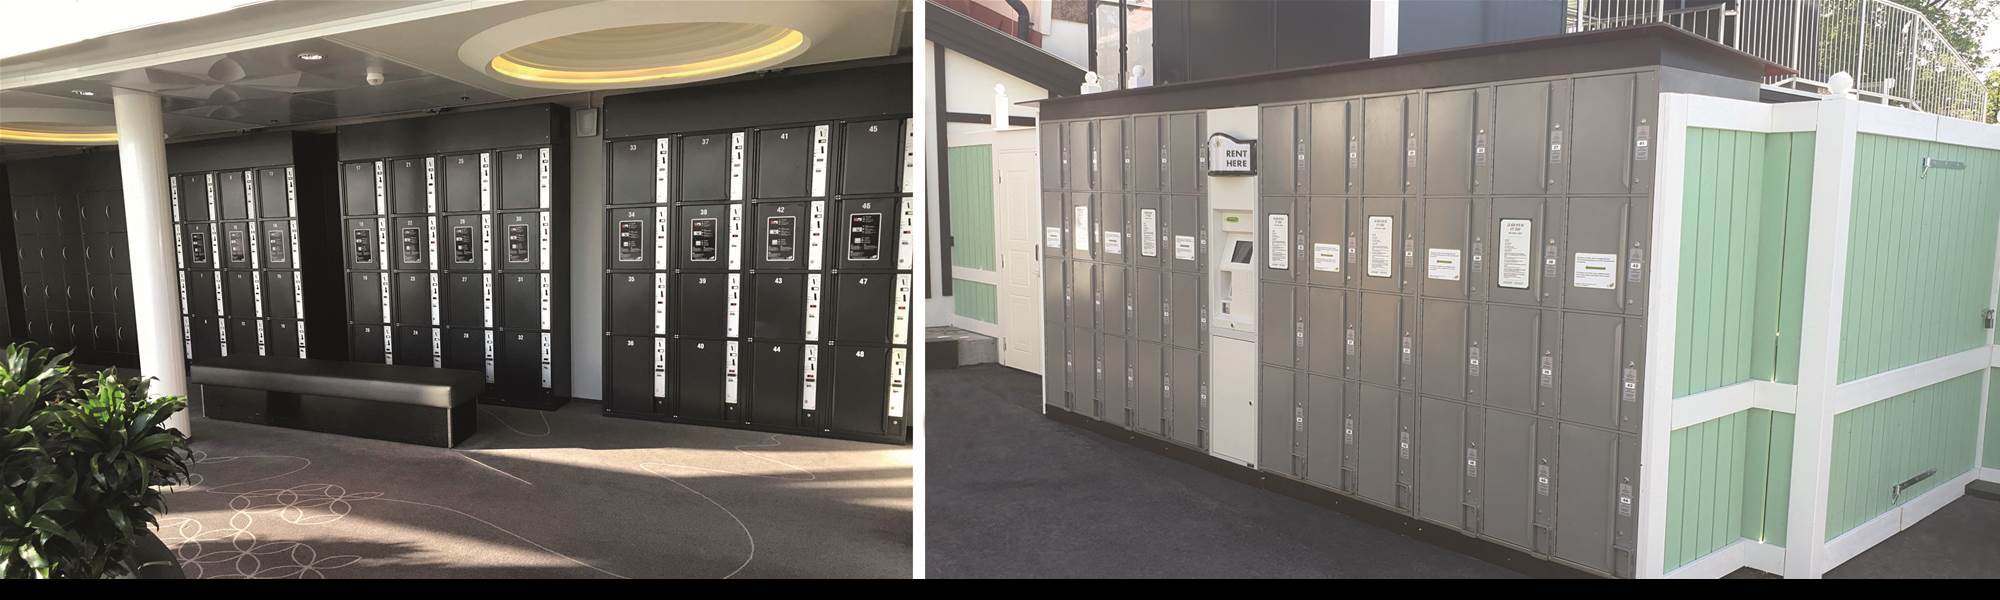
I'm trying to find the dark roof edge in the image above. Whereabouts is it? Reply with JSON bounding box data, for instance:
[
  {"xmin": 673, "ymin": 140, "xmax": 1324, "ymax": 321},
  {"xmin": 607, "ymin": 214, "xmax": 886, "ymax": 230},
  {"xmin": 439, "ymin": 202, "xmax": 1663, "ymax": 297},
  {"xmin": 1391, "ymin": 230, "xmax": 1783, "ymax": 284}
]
[{"xmin": 926, "ymin": 2, "xmax": 1086, "ymax": 96}]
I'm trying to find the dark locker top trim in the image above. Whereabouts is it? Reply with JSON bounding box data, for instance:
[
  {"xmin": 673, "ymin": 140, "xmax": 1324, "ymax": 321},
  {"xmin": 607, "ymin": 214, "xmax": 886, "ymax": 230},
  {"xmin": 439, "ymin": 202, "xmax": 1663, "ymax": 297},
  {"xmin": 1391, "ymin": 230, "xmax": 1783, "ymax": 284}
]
[
  {"xmin": 336, "ymin": 104, "xmax": 564, "ymax": 161},
  {"xmin": 166, "ymin": 131, "xmax": 308, "ymax": 174},
  {"xmin": 602, "ymin": 61, "xmax": 910, "ymax": 139}
]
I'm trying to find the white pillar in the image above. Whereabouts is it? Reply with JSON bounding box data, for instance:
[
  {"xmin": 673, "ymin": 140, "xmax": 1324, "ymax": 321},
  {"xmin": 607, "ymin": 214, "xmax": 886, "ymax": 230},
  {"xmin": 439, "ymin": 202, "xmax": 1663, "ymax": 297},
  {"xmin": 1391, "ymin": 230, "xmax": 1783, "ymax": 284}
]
[
  {"xmin": 1368, "ymin": 0, "xmax": 1400, "ymax": 58},
  {"xmin": 111, "ymin": 87, "xmax": 191, "ymax": 435}
]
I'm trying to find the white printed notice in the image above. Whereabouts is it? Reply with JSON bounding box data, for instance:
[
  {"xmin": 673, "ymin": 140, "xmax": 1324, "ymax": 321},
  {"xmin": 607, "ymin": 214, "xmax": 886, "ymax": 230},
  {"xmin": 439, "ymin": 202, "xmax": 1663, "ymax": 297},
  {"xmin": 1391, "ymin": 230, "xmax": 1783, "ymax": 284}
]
[
  {"xmin": 1174, "ymin": 235, "xmax": 1196, "ymax": 261},
  {"xmin": 1366, "ymin": 216, "xmax": 1394, "ymax": 278},
  {"xmin": 1267, "ymin": 214, "xmax": 1289, "ymax": 270},
  {"xmin": 1427, "ymin": 248, "xmax": 1462, "ymax": 281},
  {"xmin": 1313, "ymin": 243, "xmax": 1342, "ymax": 272},
  {"xmin": 1105, "ymin": 230, "xmax": 1124, "ymax": 255},
  {"xmin": 1498, "ymin": 219, "xmax": 1532, "ymax": 289},
  {"xmin": 1572, "ymin": 252, "xmax": 1618, "ymax": 289},
  {"xmin": 1046, "ymin": 226, "xmax": 1063, "ymax": 250},
  {"xmin": 1140, "ymin": 209, "xmax": 1159, "ymax": 257},
  {"xmin": 1073, "ymin": 206, "xmax": 1090, "ymax": 252}
]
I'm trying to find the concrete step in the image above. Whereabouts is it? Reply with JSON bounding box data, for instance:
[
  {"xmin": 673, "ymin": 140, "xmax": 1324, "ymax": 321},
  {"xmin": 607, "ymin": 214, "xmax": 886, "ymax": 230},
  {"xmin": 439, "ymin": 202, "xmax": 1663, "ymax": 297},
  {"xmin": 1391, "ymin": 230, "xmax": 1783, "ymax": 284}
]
[
  {"xmin": 925, "ymin": 326, "xmax": 997, "ymax": 370},
  {"xmin": 1968, "ymin": 478, "xmax": 2000, "ymax": 502}
]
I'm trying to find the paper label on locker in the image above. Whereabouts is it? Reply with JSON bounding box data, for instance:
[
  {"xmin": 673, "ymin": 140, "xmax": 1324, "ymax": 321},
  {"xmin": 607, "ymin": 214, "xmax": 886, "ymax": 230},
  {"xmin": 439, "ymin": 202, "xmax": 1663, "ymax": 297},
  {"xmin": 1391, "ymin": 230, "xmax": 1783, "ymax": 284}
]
[
  {"xmin": 654, "ymin": 273, "xmax": 667, "ymax": 334},
  {"xmin": 897, "ymin": 197, "xmax": 916, "ymax": 269},
  {"xmin": 1104, "ymin": 230, "xmax": 1123, "ymax": 255},
  {"xmin": 1466, "ymin": 448, "xmax": 1480, "ymax": 478},
  {"xmin": 892, "ymin": 274, "xmax": 912, "ymax": 345},
  {"xmin": 1045, "ymin": 226, "xmax": 1063, "ymax": 250},
  {"xmin": 656, "ymin": 138, "xmax": 671, "ymax": 203},
  {"xmin": 1536, "ymin": 464, "xmax": 1551, "ymax": 496},
  {"xmin": 811, "ymin": 125, "xmax": 830, "ymax": 196},
  {"xmin": 804, "ymin": 273, "xmax": 823, "ymax": 341},
  {"xmin": 1139, "ymin": 209, "xmax": 1158, "ymax": 257},
  {"xmin": 539, "ymin": 332, "xmax": 552, "ymax": 388},
  {"xmin": 690, "ymin": 218, "xmax": 719, "ymax": 261},
  {"xmin": 656, "ymin": 209, "xmax": 672, "ymax": 270},
  {"xmin": 888, "ymin": 347, "xmax": 908, "ymax": 418},
  {"xmin": 480, "ymin": 215, "xmax": 493, "ymax": 270},
  {"xmin": 653, "ymin": 338, "xmax": 667, "ymax": 398},
  {"xmin": 1426, "ymin": 248, "xmax": 1461, "ymax": 281},
  {"xmin": 1313, "ymin": 243, "xmax": 1341, "ymax": 272},
  {"xmin": 425, "ymin": 157, "xmax": 437, "ymax": 213},
  {"xmin": 726, "ymin": 274, "xmax": 741, "ymax": 338},
  {"xmin": 1618, "ymin": 482, "xmax": 1635, "ymax": 517},
  {"xmin": 723, "ymin": 341, "xmax": 740, "ymax": 404},
  {"xmin": 1266, "ymin": 214, "xmax": 1289, "ymax": 269},
  {"xmin": 801, "ymin": 345, "xmax": 819, "ymax": 411},
  {"xmin": 618, "ymin": 220, "xmax": 645, "ymax": 262},
  {"xmin": 1571, "ymin": 252, "xmax": 1618, "ymax": 290},
  {"xmin": 1497, "ymin": 219, "xmax": 1533, "ymax": 289},
  {"xmin": 766, "ymin": 215, "xmax": 797, "ymax": 262},
  {"xmin": 728, "ymin": 203, "xmax": 744, "ymax": 269},
  {"xmin": 729, "ymin": 132, "xmax": 746, "ymax": 201},
  {"xmin": 848, "ymin": 213, "xmax": 883, "ymax": 261},
  {"xmin": 538, "ymin": 148, "xmax": 551, "ymax": 209},
  {"xmin": 1633, "ymin": 125, "xmax": 1651, "ymax": 161},
  {"xmin": 1174, "ymin": 235, "xmax": 1195, "ymax": 261},
  {"xmin": 1073, "ymin": 206, "xmax": 1090, "ymax": 252},
  {"xmin": 1365, "ymin": 216, "xmax": 1393, "ymax": 278},
  {"xmin": 807, "ymin": 200, "xmax": 825, "ymax": 270}
]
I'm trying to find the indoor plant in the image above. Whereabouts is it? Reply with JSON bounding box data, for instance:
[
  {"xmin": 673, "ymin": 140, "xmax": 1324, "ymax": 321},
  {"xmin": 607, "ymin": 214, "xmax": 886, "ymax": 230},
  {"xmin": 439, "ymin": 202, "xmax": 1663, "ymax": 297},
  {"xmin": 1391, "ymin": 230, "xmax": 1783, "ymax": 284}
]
[{"xmin": 0, "ymin": 344, "xmax": 191, "ymax": 579}]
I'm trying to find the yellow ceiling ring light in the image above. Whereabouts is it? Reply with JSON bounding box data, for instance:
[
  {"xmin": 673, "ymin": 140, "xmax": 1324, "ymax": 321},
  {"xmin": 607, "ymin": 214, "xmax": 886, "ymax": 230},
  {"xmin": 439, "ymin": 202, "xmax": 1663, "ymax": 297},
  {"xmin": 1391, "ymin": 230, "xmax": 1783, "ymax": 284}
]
[
  {"xmin": 490, "ymin": 28, "xmax": 806, "ymax": 86},
  {"xmin": 0, "ymin": 126, "xmax": 118, "ymax": 144},
  {"xmin": 459, "ymin": 6, "xmax": 821, "ymax": 91}
]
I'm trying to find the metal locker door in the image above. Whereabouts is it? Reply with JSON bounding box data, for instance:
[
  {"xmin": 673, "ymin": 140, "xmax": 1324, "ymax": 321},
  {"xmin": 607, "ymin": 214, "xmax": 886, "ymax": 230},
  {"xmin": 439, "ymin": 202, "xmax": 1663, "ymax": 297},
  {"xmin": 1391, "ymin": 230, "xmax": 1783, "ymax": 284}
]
[
  {"xmin": 1130, "ymin": 195, "xmax": 1163, "ymax": 269},
  {"xmin": 497, "ymin": 272, "xmax": 543, "ymax": 331},
  {"xmin": 607, "ymin": 336, "xmax": 658, "ymax": 414},
  {"xmin": 749, "ymin": 342, "xmax": 801, "ymax": 427},
  {"xmin": 442, "ymin": 154, "xmax": 482, "ymax": 213},
  {"xmin": 1310, "ymin": 100, "xmax": 1354, "ymax": 195},
  {"xmin": 1098, "ymin": 193, "xmax": 1127, "ymax": 264},
  {"xmin": 755, "ymin": 127, "xmax": 813, "ymax": 199},
  {"xmin": 1507, "ymin": 80, "xmax": 1573, "ymax": 195},
  {"xmin": 1100, "ymin": 334, "xmax": 1127, "ymax": 423},
  {"xmin": 1066, "ymin": 121, "xmax": 1093, "ymax": 191},
  {"xmin": 444, "ymin": 328, "xmax": 485, "ymax": 372},
  {"xmin": 261, "ymin": 221, "xmax": 293, "ymax": 268},
  {"xmin": 753, "ymin": 273, "xmax": 804, "ymax": 340},
  {"xmin": 496, "ymin": 330, "xmax": 546, "ymax": 400},
  {"xmin": 1306, "ymin": 196, "xmax": 1348, "ymax": 288},
  {"xmin": 606, "ymin": 206, "xmax": 658, "ymax": 268},
  {"xmin": 1261, "ymin": 106, "xmax": 1297, "ymax": 194},
  {"xmin": 1067, "ymin": 262, "xmax": 1095, "ymax": 331},
  {"xmin": 754, "ymin": 202, "xmax": 807, "ymax": 270},
  {"xmin": 681, "ymin": 133, "xmax": 734, "ymax": 202},
  {"xmin": 834, "ymin": 273, "xmax": 892, "ymax": 344},
  {"xmin": 340, "ymin": 164, "xmax": 376, "ymax": 216},
  {"xmin": 393, "ymin": 326, "xmax": 432, "ymax": 367},
  {"xmin": 1043, "ymin": 258, "xmax": 1066, "ymax": 328},
  {"xmin": 84, "ymin": 233, "xmax": 115, "ymax": 273},
  {"xmin": 348, "ymin": 273, "xmax": 384, "ymax": 323},
  {"xmin": 1042, "ymin": 192, "xmax": 1065, "ymax": 258},
  {"xmin": 841, "ymin": 120, "xmax": 904, "ymax": 196},
  {"xmin": 1262, "ymin": 196, "xmax": 1296, "ymax": 283},
  {"xmin": 1355, "ymin": 292, "xmax": 1409, "ymax": 389},
  {"xmin": 1487, "ymin": 197, "xmax": 1564, "ymax": 307},
  {"xmin": 1478, "ymin": 409, "xmax": 1537, "ymax": 550},
  {"xmin": 1132, "ymin": 268, "xmax": 1162, "ymax": 342},
  {"xmin": 1305, "ymin": 287, "xmax": 1346, "ymax": 377},
  {"xmin": 224, "ymin": 272, "xmax": 257, "ymax": 316},
  {"xmin": 1564, "ymin": 197, "xmax": 1646, "ymax": 315},
  {"xmin": 445, "ymin": 273, "xmax": 484, "ymax": 328},
  {"xmin": 1068, "ymin": 328, "xmax": 1096, "ymax": 414},
  {"xmin": 610, "ymin": 138, "xmax": 659, "ymax": 205},
  {"xmin": 1098, "ymin": 118, "xmax": 1126, "ymax": 191},
  {"xmin": 1355, "ymin": 383, "xmax": 1401, "ymax": 506},
  {"xmin": 1492, "ymin": 82, "xmax": 1548, "ymax": 195},
  {"xmin": 1570, "ymin": 74, "xmax": 1638, "ymax": 195},
  {"xmin": 1305, "ymin": 375, "xmax": 1348, "ymax": 491},
  {"xmin": 609, "ymin": 272, "xmax": 657, "ymax": 335},
  {"xmin": 1167, "ymin": 348, "xmax": 1203, "ymax": 448},
  {"xmin": 1359, "ymin": 197, "xmax": 1412, "ymax": 293},
  {"xmin": 1418, "ymin": 397, "xmax": 1468, "ymax": 527},
  {"xmin": 183, "ymin": 271, "xmax": 218, "ymax": 317},
  {"xmin": 188, "ymin": 316, "xmax": 223, "ymax": 360},
  {"xmin": 345, "ymin": 218, "xmax": 379, "ymax": 270},
  {"xmin": 1258, "ymin": 366, "xmax": 1296, "ymax": 476},
  {"xmin": 350, "ymin": 324, "xmax": 384, "ymax": 363},
  {"xmin": 119, "ymin": 314, "xmax": 140, "ymax": 356},
  {"xmin": 1362, "ymin": 95, "xmax": 1411, "ymax": 196},
  {"xmin": 1166, "ymin": 113, "xmax": 1202, "ymax": 194},
  {"xmin": 1419, "ymin": 299, "xmax": 1478, "ymax": 401},
  {"xmin": 220, "ymin": 222, "xmax": 253, "ymax": 269},
  {"xmin": 1422, "ymin": 197, "xmax": 1473, "ymax": 299},
  {"xmin": 267, "ymin": 320, "xmax": 300, "ymax": 358},
  {"xmin": 225, "ymin": 317, "xmax": 260, "ymax": 356},
  {"xmin": 1167, "ymin": 272, "xmax": 1201, "ymax": 349},
  {"xmin": 183, "ymin": 175, "xmax": 215, "ymax": 221},
  {"xmin": 495, "ymin": 211, "xmax": 546, "ymax": 271},
  {"xmin": 1133, "ymin": 116, "xmax": 1162, "ymax": 192},
  {"xmin": 1558, "ymin": 314, "xmax": 1643, "ymax": 432},
  {"xmin": 390, "ymin": 159, "xmax": 426, "ymax": 214},
  {"xmin": 258, "ymin": 168, "xmax": 290, "ymax": 218},
  {"xmin": 677, "ymin": 274, "xmax": 727, "ymax": 338},
  {"xmin": 1067, "ymin": 192, "xmax": 1095, "ymax": 261},
  {"xmin": 393, "ymin": 217, "xmax": 429, "ymax": 269},
  {"xmin": 1099, "ymin": 265, "xmax": 1127, "ymax": 336},
  {"xmin": 393, "ymin": 273, "xmax": 434, "ymax": 324},
  {"xmin": 1131, "ymin": 341, "xmax": 1163, "ymax": 434},
  {"xmin": 1554, "ymin": 423, "xmax": 1622, "ymax": 575},
  {"xmin": 263, "ymin": 271, "xmax": 297, "ymax": 320},
  {"xmin": 1044, "ymin": 326, "xmax": 1067, "ymax": 410},
  {"xmin": 830, "ymin": 345, "xmax": 891, "ymax": 435},
  {"xmin": 1166, "ymin": 195, "xmax": 1202, "ymax": 273},
  {"xmin": 1041, "ymin": 123, "xmax": 1064, "ymax": 190},
  {"xmin": 1485, "ymin": 305, "xmax": 1555, "ymax": 415},
  {"xmin": 217, "ymin": 172, "xmax": 249, "ymax": 220},
  {"xmin": 1260, "ymin": 283, "xmax": 1296, "ymax": 367},
  {"xmin": 840, "ymin": 197, "xmax": 899, "ymax": 270},
  {"xmin": 1424, "ymin": 89, "xmax": 1479, "ymax": 196}
]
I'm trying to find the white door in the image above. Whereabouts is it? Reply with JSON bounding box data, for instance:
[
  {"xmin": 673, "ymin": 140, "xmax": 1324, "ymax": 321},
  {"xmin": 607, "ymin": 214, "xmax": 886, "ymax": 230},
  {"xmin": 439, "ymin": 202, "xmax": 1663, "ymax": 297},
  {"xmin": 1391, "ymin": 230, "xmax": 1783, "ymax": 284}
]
[{"xmin": 995, "ymin": 147, "xmax": 1041, "ymax": 373}]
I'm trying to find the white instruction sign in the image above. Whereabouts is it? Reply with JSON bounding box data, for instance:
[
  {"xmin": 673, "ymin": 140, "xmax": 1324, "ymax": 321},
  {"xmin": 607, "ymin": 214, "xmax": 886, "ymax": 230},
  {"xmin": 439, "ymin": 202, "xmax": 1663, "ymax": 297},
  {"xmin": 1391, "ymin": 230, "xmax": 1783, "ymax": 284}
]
[
  {"xmin": 1573, "ymin": 252, "xmax": 1619, "ymax": 290},
  {"xmin": 1498, "ymin": 219, "xmax": 1533, "ymax": 289},
  {"xmin": 1267, "ymin": 214, "xmax": 1289, "ymax": 269},
  {"xmin": 1045, "ymin": 226, "xmax": 1063, "ymax": 250},
  {"xmin": 1073, "ymin": 206, "xmax": 1090, "ymax": 251},
  {"xmin": 1427, "ymin": 248, "xmax": 1462, "ymax": 281},
  {"xmin": 1140, "ymin": 209, "xmax": 1159, "ymax": 257},
  {"xmin": 1313, "ymin": 243, "xmax": 1342, "ymax": 272},
  {"xmin": 1366, "ymin": 216, "xmax": 1394, "ymax": 278},
  {"xmin": 1105, "ymin": 230, "xmax": 1124, "ymax": 255},
  {"xmin": 1174, "ymin": 235, "xmax": 1196, "ymax": 261}
]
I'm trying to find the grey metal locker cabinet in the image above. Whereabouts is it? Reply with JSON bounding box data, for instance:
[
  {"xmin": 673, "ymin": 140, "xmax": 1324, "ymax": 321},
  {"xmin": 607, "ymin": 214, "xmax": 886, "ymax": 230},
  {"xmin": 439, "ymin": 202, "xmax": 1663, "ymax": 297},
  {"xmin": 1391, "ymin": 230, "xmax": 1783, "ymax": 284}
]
[
  {"xmin": 1132, "ymin": 268, "xmax": 1163, "ymax": 342},
  {"xmin": 1041, "ymin": 192, "xmax": 1065, "ymax": 257},
  {"xmin": 749, "ymin": 342, "xmax": 801, "ymax": 427},
  {"xmin": 1165, "ymin": 195, "xmax": 1203, "ymax": 274},
  {"xmin": 607, "ymin": 207, "xmax": 661, "ymax": 268},
  {"xmin": 841, "ymin": 119, "xmax": 904, "ymax": 196},
  {"xmin": 1261, "ymin": 196, "xmax": 1296, "ymax": 283},
  {"xmin": 1478, "ymin": 408, "xmax": 1538, "ymax": 551},
  {"xmin": 1259, "ymin": 366, "xmax": 1300, "ymax": 477},
  {"xmin": 1487, "ymin": 196, "xmax": 1565, "ymax": 307},
  {"xmin": 1067, "ymin": 262, "xmax": 1095, "ymax": 331},
  {"xmin": 393, "ymin": 326, "xmax": 433, "ymax": 367},
  {"xmin": 350, "ymin": 324, "xmax": 385, "ymax": 363},
  {"xmin": 1066, "ymin": 120, "xmax": 1093, "ymax": 191},
  {"xmin": 1424, "ymin": 89, "xmax": 1488, "ymax": 196},
  {"xmin": 608, "ymin": 273, "xmax": 656, "ymax": 335},
  {"xmin": 184, "ymin": 174, "xmax": 216, "ymax": 220},
  {"xmin": 1130, "ymin": 195, "xmax": 1163, "ymax": 269},
  {"xmin": 393, "ymin": 273, "xmax": 433, "ymax": 324},
  {"xmin": 1569, "ymin": 73, "xmax": 1657, "ymax": 195},
  {"xmin": 1311, "ymin": 100, "xmax": 1355, "ymax": 195},
  {"xmin": 839, "ymin": 197, "xmax": 899, "ymax": 270},
  {"xmin": 752, "ymin": 273, "xmax": 804, "ymax": 339},
  {"xmin": 1564, "ymin": 197, "xmax": 1648, "ymax": 315},
  {"xmin": 1067, "ymin": 192, "xmax": 1095, "ymax": 261},
  {"xmin": 1491, "ymin": 80, "xmax": 1572, "ymax": 195},
  {"xmin": 1068, "ymin": 328, "xmax": 1096, "ymax": 414},
  {"xmin": 1358, "ymin": 197, "xmax": 1413, "ymax": 293},
  {"xmin": 344, "ymin": 218, "xmax": 380, "ymax": 269},
  {"xmin": 1043, "ymin": 258, "xmax": 1066, "ymax": 328},
  {"xmin": 1097, "ymin": 118, "xmax": 1126, "ymax": 192},
  {"xmin": 1100, "ymin": 334, "xmax": 1127, "ymax": 423},
  {"xmin": 1305, "ymin": 375, "xmax": 1348, "ymax": 491},
  {"xmin": 1098, "ymin": 193, "xmax": 1127, "ymax": 265},
  {"xmin": 1044, "ymin": 325, "xmax": 1067, "ymax": 410},
  {"xmin": 1260, "ymin": 105, "xmax": 1298, "ymax": 194},
  {"xmin": 1554, "ymin": 424, "xmax": 1628, "ymax": 576},
  {"xmin": 1260, "ymin": 283, "xmax": 1299, "ymax": 368},
  {"xmin": 390, "ymin": 159, "xmax": 426, "ymax": 214},
  {"xmin": 224, "ymin": 272, "xmax": 257, "ymax": 316},
  {"xmin": 443, "ymin": 327, "xmax": 485, "ymax": 372},
  {"xmin": 267, "ymin": 320, "xmax": 300, "ymax": 358},
  {"xmin": 1417, "ymin": 396, "xmax": 1467, "ymax": 527},
  {"xmin": 830, "ymin": 345, "xmax": 893, "ymax": 436},
  {"xmin": 392, "ymin": 216, "xmax": 429, "ymax": 269},
  {"xmin": 1041, "ymin": 123, "xmax": 1064, "ymax": 189},
  {"xmin": 263, "ymin": 271, "xmax": 297, "ymax": 319},
  {"xmin": 1099, "ymin": 264, "xmax": 1127, "ymax": 336},
  {"xmin": 1167, "ymin": 272, "xmax": 1202, "ymax": 349},
  {"xmin": 257, "ymin": 168, "xmax": 289, "ymax": 217},
  {"xmin": 495, "ymin": 330, "xmax": 545, "ymax": 401},
  {"xmin": 609, "ymin": 139, "xmax": 657, "ymax": 205},
  {"xmin": 1421, "ymin": 197, "xmax": 1474, "ymax": 300},
  {"xmin": 606, "ymin": 336, "xmax": 658, "ymax": 414},
  {"xmin": 1306, "ymin": 196, "xmax": 1350, "ymax": 288},
  {"xmin": 341, "ymin": 163, "xmax": 376, "ymax": 216},
  {"xmin": 225, "ymin": 317, "xmax": 260, "ymax": 356},
  {"xmin": 1362, "ymin": 95, "xmax": 1417, "ymax": 196},
  {"xmin": 676, "ymin": 273, "xmax": 728, "ymax": 339},
  {"xmin": 187, "ymin": 317, "xmax": 223, "ymax": 360},
  {"xmin": 1306, "ymin": 287, "xmax": 1347, "ymax": 377},
  {"xmin": 753, "ymin": 202, "xmax": 807, "ymax": 269},
  {"xmin": 442, "ymin": 154, "xmax": 482, "ymax": 213},
  {"xmin": 348, "ymin": 273, "xmax": 384, "ymax": 323},
  {"xmin": 1167, "ymin": 347, "xmax": 1203, "ymax": 448},
  {"xmin": 835, "ymin": 273, "xmax": 893, "ymax": 344},
  {"xmin": 445, "ymin": 273, "xmax": 484, "ymax": 328},
  {"xmin": 494, "ymin": 211, "xmax": 546, "ymax": 271},
  {"xmin": 445, "ymin": 215, "xmax": 485, "ymax": 271},
  {"xmin": 1354, "ymin": 384, "xmax": 1401, "ymax": 506},
  {"xmin": 1558, "ymin": 313, "xmax": 1644, "ymax": 433},
  {"xmin": 1355, "ymin": 292, "xmax": 1411, "ymax": 389},
  {"xmin": 1485, "ymin": 305, "xmax": 1558, "ymax": 415},
  {"xmin": 680, "ymin": 133, "xmax": 733, "ymax": 203},
  {"xmin": 221, "ymin": 222, "xmax": 253, "ymax": 268},
  {"xmin": 679, "ymin": 204, "xmax": 729, "ymax": 269},
  {"xmin": 1131, "ymin": 341, "xmax": 1163, "ymax": 434},
  {"xmin": 260, "ymin": 221, "xmax": 292, "ymax": 267},
  {"xmin": 1166, "ymin": 113, "xmax": 1203, "ymax": 194},
  {"xmin": 755, "ymin": 127, "xmax": 813, "ymax": 199},
  {"xmin": 1132, "ymin": 116, "xmax": 1161, "ymax": 192},
  {"xmin": 1419, "ymin": 299, "xmax": 1481, "ymax": 401},
  {"xmin": 217, "ymin": 172, "xmax": 249, "ymax": 220}
]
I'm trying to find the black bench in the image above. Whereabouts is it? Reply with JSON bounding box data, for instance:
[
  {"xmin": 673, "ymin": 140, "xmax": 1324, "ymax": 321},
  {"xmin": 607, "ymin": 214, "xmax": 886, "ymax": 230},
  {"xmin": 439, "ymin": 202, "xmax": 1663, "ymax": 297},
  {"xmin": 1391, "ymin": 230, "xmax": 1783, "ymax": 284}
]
[{"xmin": 191, "ymin": 357, "xmax": 483, "ymax": 448}]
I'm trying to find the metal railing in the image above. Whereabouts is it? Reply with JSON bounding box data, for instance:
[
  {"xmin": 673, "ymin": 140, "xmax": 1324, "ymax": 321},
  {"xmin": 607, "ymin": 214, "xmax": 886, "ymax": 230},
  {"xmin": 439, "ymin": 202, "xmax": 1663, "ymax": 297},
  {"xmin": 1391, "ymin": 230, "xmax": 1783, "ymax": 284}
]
[{"xmin": 1568, "ymin": 0, "xmax": 1989, "ymax": 121}]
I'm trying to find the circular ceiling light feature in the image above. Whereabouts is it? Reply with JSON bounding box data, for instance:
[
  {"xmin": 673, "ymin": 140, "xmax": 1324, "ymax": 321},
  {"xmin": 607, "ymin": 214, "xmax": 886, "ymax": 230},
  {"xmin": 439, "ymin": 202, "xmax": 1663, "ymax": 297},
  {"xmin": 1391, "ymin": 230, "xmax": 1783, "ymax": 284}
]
[
  {"xmin": 298, "ymin": 51, "xmax": 324, "ymax": 61},
  {"xmin": 484, "ymin": 22, "xmax": 806, "ymax": 88}
]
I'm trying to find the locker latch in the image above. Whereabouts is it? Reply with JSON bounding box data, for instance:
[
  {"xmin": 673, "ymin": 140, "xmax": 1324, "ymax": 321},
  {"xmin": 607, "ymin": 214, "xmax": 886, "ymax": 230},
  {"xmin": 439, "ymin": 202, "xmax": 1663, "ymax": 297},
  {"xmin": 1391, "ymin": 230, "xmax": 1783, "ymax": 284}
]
[{"xmin": 1985, "ymin": 308, "xmax": 1995, "ymax": 330}]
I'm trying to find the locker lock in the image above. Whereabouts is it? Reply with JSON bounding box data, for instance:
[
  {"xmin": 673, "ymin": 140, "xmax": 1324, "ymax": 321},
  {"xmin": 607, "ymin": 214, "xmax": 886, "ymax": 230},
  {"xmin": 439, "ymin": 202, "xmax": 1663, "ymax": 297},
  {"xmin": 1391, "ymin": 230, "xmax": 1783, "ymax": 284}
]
[{"xmin": 1985, "ymin": 308, "xmax": 1995, "ymax": 330}]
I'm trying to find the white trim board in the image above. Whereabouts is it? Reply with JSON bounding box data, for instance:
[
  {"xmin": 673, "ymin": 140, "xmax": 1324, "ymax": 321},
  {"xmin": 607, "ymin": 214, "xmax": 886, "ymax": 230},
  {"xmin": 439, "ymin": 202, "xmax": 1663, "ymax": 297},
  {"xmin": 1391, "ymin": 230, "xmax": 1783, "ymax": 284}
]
[
  {"xmin": 1981, "ymin": 467, "xmax": 2000, "ymax": 483},
  {"xmin": 1680, "ymin": 93, "xmax": 1776, "ymax": 131},
  {"xmin": 1634, "ymin": 92, "xmax": 1693, "ymax": 580},
  {"xmin": 1853, "ymin": 101, "xmax": 2000, "ymax": 150},
  {"xmin": 1665, "ymin": 539, "xmax": 1787, "ymax": 579},
  {"xmin": 1829, "ymin": 347, "xmax": 1990, "ymax": 414},
  {"xmin": 1819, "ymin": 470, "xmax": 1976, "ymax": 575},
  {"xmin": 1671, "ymin": 380, "xmax": 1798, "ymax": 430}
]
